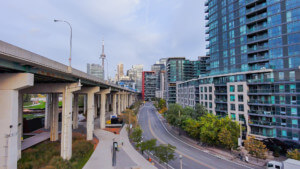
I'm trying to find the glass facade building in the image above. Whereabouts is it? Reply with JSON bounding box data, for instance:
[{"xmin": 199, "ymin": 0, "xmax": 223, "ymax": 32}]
[{"xmin": 177, "ymin": 0, "xmax": 300, "ymax": 142}]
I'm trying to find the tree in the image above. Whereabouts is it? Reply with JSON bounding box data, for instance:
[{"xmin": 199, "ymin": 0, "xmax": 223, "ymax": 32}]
[
  {"xmin": 218, "ymin": 128, "xmax": 234, "ymax": 149},
  {"xmin": 137, "ymin": 139, "xmax": 157, "ymax": 155},
  {"xmin": 154, "ymin": 144, "xmax": 176, "ymax": 168},
  {"xmin": 158, "ymin": 99, "xmax": 166, "ymax": 110},
  {"xmin": 244, "ymin": 136, "xmax": 268, "ymax": 159},
  {"xmin": 165, "ymin": 104, "xmax": 183, "ymax": 126},
  {"xmin": 195, "ymin": 104, "xmax": 208, "ymax": 117},
  {"xmin": 130, "ymin": 127, "xmax": 143, "ymax": 144},
  {"xmin": 182, "ymin": 118, "xmax": 201, "ymax": 139},
  {"xmin": 199, "ymin": 113, "xmax": 220, "ymax": 145},
  {"xmin": 287, "ymin": 149, "xmax": 300, "ymax": 160}
]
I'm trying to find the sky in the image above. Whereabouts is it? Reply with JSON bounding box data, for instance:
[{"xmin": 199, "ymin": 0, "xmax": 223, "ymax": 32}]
[{"xmin": 0, "ymin": 0, "xmax": 207, "ymax": 79}]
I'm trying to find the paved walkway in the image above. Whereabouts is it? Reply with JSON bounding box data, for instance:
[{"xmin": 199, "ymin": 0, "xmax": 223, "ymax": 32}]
[
  {"xmin": 22, "ymin": 132, "xmax": 50, "ymax": 150},
  {"xmin": 83, "ymin": 125, "xmax": 157, "ymax": 169}
]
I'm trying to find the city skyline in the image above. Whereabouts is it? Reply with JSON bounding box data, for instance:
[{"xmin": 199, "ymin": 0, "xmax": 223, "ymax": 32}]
[{"xmin": 0, "ymin": 0, "xmax": 207, "ymax": 78}]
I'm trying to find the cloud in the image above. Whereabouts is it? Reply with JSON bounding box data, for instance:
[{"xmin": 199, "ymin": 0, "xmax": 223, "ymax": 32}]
[{"xmin": 0, "ymin": 0, "xmax": 206, "ymax": 79}]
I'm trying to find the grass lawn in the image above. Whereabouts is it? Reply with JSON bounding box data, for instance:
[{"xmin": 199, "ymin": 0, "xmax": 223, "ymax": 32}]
[
  {"xmin": 23, "ymin": 114, "xmax": 45, "ymax": 120},
  {"xmin": 24, "ymin": 101, "xmax": 63, "ymax": 109},
  {"xmin": 18, "ymin": 133, "xmax": 95, "ymax": 169}
]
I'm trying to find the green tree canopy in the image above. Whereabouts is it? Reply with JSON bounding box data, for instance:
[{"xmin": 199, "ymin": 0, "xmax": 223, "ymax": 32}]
[
  {"xmin": 130, "ymin": 127, "xmax": 143, "ymax": 143},
  {"xmin": 287, "ymin": 149, "xmax": 300, "ymax": 160},
  {"xmin": 137, "ymin": 139, "xmax": 157, "ymax": 155},
  {"xmin": 154, "ymin": 144, "xmax": 176, "ymax": 165}
]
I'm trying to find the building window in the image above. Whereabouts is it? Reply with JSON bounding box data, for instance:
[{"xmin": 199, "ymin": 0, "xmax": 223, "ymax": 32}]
[
  {"xmin": 291, "ymin": 108, "xmax": 297, "ymax": 116},
  {"xmin": 231, "ymin": 113, "xmax": 236, "ymax": 120},
  {"xmin": 279, "ymin": 72, "xmax": 284, "ymax": 80},
  {"xmin": 290, "ymin": 84, "xmax": 296, "ymax": 93},
  {"xmin": 205, "ymin": 94, "xmax": 207, "ymax": 100},
  {"xmin": 238, "ymin": 95, "xmax": 244, "ymax": 102},
  {"xmin": 291, "ymin": 96, "xmax": 297, "ymax": 105},
  {"xmin": 231, "ymin": 104, "xmax": 235, "ymax": 111},
  {"xmin": 230, "ymin": 95, "xmax": 235, "ymax": 101},
  {"xmin": 292, "ymin": 119, "xmax": 298, "ymax": 125},
  {"xmin": 209, "ymin": 102, "xmax": 212, "ymax": 108},
  {"xmin": 201, "ymin": 87, "xmax": 203, "ymax": 92},
  {"xmin": 290, "ymin": 71, "xmax": 295, "ymax": 81},
  {"xmin": 238, "ymin": 85, "xmax": 243, "ymax": 92},
  {"xmin": 282, "ymin": 130, "xmax": 287, "ymax": 137},
  {"xmin": 238, "ymin": 104, "xmax": 244, "ymax": 111},
  {"xmin": 279, "ymin": 85, "xmax": 285, "ymax": 92},
  {"xmin": 209, "ymin": 86, "xmax": 212, "ymax": 92},
  {"xmin": 230, "ymin": 85, "xmax": 235, "ymax": 92},
  {"xmin": 209, "ymin": 94, "xmax": 212, "ymax": 100},
  {"xmin": 205, "ymin": 87, "xmax": 207, "ymax": 92}
]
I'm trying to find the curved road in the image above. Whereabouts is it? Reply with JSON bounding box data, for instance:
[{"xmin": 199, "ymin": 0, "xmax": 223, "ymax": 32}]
[{"xmin": 138, "ymin": 102, "xmax": 259, "ymax": 169}]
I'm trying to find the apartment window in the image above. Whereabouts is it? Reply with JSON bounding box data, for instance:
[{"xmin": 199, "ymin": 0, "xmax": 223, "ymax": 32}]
[
  {"xmin": 282, "ymin": 130, "xmax": 287, "ymax": 137},
  {"xmin": 291, "ymin": 96, "xmax": 297, "ymax": 105},
  {"xmin": 230, "ymin": 85, "xmax": 235, "ymax": 92},
  {"xmin": 209, "ymin": 94, "xmax": 212, "ymax": 100},
  {"xmin": 200, "ymin": 94, "xmax": 203, "ymax": 100},
  {"xmin": 291, "ymin": 108, "xmax": 297, "ymax": 116},
  {"xmin": 279, "ymin": 72, "xmax": 284, "ymax": 80},
  {"xmin": 209, "ymin": 102, "xmax": 212, "ymax": 108},
  {"xmin": 205, "ymin": 94, "xmax": 207, "ymax": 100},
  {"xmin": 280, "ymin": 96, "xmax": 285, "ymax": 104},
  {"xmin": 231, "ymin": 104, "xmax": 235, "ymax": 111},
  {"xmin": 279, "ymin": 85, "xmax": 285, "ymax": 92},
  {"xmin": 238, "ymin": 95, "xmax": 244, "ymax": 102},
  {"xmin": 238, "ymin": 104, "xmax": 244, "ymax": 111},
  {"xmin": 230, "ymin": 95, "xmax": 235, "ymax": 101},
  {"xmin": 209, "ymin": 87, "xmax": 212, "ymax": 92},
  {"xmin": 290, "ymin": 71, "xmax": 295, "ymax": 81},
  {"xmin": 205, "ymin": 87, "xmax": 207, "ymax": 92},
  {"xmin": 238, "ymin": 85, "xmax": 243, "ymax": 92},
  {"xmin": 292, "ymin": 119, "xmax": 298, "ymax": 125},
  {"xmin": 231, "ymin": 113, "xmax": 236, "ymax": 120},
  {"xmin": 205, "ymin": 102, "xmax": 208, "ymax": 107}
]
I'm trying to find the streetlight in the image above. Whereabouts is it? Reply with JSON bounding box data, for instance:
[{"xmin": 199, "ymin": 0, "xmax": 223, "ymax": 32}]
[
  {"xmin": 179, "ymin": 154, "xmax": 183, "ymax": 169},
  {"xmin": 54, "ymin": 19, "xmax": 72, "ymax": 73}
]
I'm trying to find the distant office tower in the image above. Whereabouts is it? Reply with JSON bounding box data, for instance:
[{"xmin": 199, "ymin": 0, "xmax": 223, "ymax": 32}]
[
  {"xmin": 132, "ymin": 64, "xmax": 144, "ymax": 92},
  {"xmin": 87, "ymin": 63, "xmax": 104, "ymax": 80},
  {"xmin": 166, "ymin": 57, "xmax": 209, "ymax": 104},
  {"xmin": 116, "ymin": 63, "xmax": 124, "ymax": 82},
  {"xmin": 142, "ymin": 71, "xmax": 156, "ymax": 100},
  {"xmin": 151, "ymin": 63, "xmax": 165, "ymax": 91},
  {"xmin": 176, "ymin": 0, "xmax": 300, "ymax": 141}
]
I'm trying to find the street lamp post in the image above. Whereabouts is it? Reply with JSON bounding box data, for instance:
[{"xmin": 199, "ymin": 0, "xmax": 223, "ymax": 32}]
[
  {"xmin": 54, "ymin": 19, "xmax": 72, "ymax": 73},
  {"xmin": 179, "ymin": 154, "xmax": 183, "ymax": 169}
]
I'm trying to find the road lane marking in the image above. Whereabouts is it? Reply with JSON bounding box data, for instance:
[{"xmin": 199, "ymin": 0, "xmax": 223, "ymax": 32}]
[
  {"xmin": 150, "ymin": 105, "xmax": 254, "ymax": 169},
  {"xmin": 147, "ymin": 111, "xmax": 214, "ymax": 169}
]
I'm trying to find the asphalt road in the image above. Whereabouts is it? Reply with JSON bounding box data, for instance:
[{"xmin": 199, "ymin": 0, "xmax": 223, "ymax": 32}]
[{"xmin": 138, "ymin": 102, "xmax": 259, "ymax": 169}]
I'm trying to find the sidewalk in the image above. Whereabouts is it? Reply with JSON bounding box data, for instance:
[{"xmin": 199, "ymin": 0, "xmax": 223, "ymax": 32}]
[
  {"xmin": 22, "ymin": 131, "xmax": 50, "ymax": 150},
  {"xmin": 83, "ymin": 125, "xmax": 157, "ymax": 169}
]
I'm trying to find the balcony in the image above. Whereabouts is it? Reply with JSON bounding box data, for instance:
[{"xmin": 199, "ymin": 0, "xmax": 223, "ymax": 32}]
[
  {"xmin": 248, "ymin": 99, "xmax": 273, "ymax": 104},
  {"xmin": 249, "ymin": 120, "xmax": 276, "ymax": 127},
  {"xmin": 248, "ymin": 89, "xmax": 273, "ymax": 94},
  {"xmin": 247, "ymin": 34, "xmax": 268, "ymax": 43},
  {"xmin": 246, "ymin": 12, "xmax": 267, "ymax": 24},
  {"xmin": 246, "ymin": 2, "xmax": 267, "ymax": 14},
  {"xmin": 215, "ymin": 98, "xmax": 227, "ymax": 103},
  {"xmin": 215, "ymin": 107, "xmax": 227, "ymax": 112},
  {"xmin": 205, "ymin": 0, "xmax": 209, "ymax": 6},
  {"xmin": 248, "ymin": 45, "xmax": 268, "ymax": 53},
  {"xmin": 246, "ymin": 0, "xmax": 257, "ymax": 5},
  {"xmin": 247, "ymin": 78, "xmax": 274, "ymax": 83},
  {"xmin": 250, "ymin": 131, "xmax": 274, "ymax": 137},
  {"xmin": 248, "ymin": 110, "xmax": 275, "ymax": 116},
  {"xmin": 247, "ymin": 24, "xmax": 268, "ymax": 34},
  {"xmin": 248, "ymin": 55, "xmax": 269, "ymax": 64}
]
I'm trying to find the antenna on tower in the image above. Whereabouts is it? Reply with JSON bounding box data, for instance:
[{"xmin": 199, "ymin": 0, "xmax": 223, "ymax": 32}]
[{"xmin": 100, "ymin": 39, "xmax": 106, "ymax": 80}]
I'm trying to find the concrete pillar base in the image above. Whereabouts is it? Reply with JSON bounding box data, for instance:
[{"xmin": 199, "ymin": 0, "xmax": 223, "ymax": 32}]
[{"xmin": 50, "ymin": 93, "xmax": 59, "ymax": 141}]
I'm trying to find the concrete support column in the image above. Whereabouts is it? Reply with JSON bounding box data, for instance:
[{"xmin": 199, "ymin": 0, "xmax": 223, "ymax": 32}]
[
  {"xmin": 125, "ymin": 93, "xmax": 128, "ymax": 108},
  {"xmin": 112, "ymin": 93, "xmax": 117, "ymax": 116},
  {"xmin": 121, "ymin": 94, "xmax": 124, "ymax": 111},
  {"xmin": 83, "ymin": 95, "xmax": 87, "ymax": 115},
  {"xmin": 86, "ymin": 89, "xmax": 99, "ymax": 140},
  {"xmin": 61, "ymin": 83, "xmax": 81, "ymax": 160},
  {"xmin": 17, "ymin": 93, "xmax": 23, "ymax": 160},
  {"xmin": 73, "ymin": 94, "xmax": 79, "ymax": 129},
  {"xmin": 45, "ymin": 94, "xmax": 51, "ymax": 129},
  {"xmin": 99, "ymin": 88, "xmax": 111, "ymax": 129},
  {"xmin": 118, "ymin": 93, "xmax": 121, "ymax": 115},
  {"xmin": 94, "ymin": 95, "xmax": 98, "ymax": 118},
  {"xmin": 50, "ymin": 93, "xmax": 59, "ymax": 141},
  {"xmin": 0, "ymin": 73, "xmax": 33, "ymax": 169}
]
